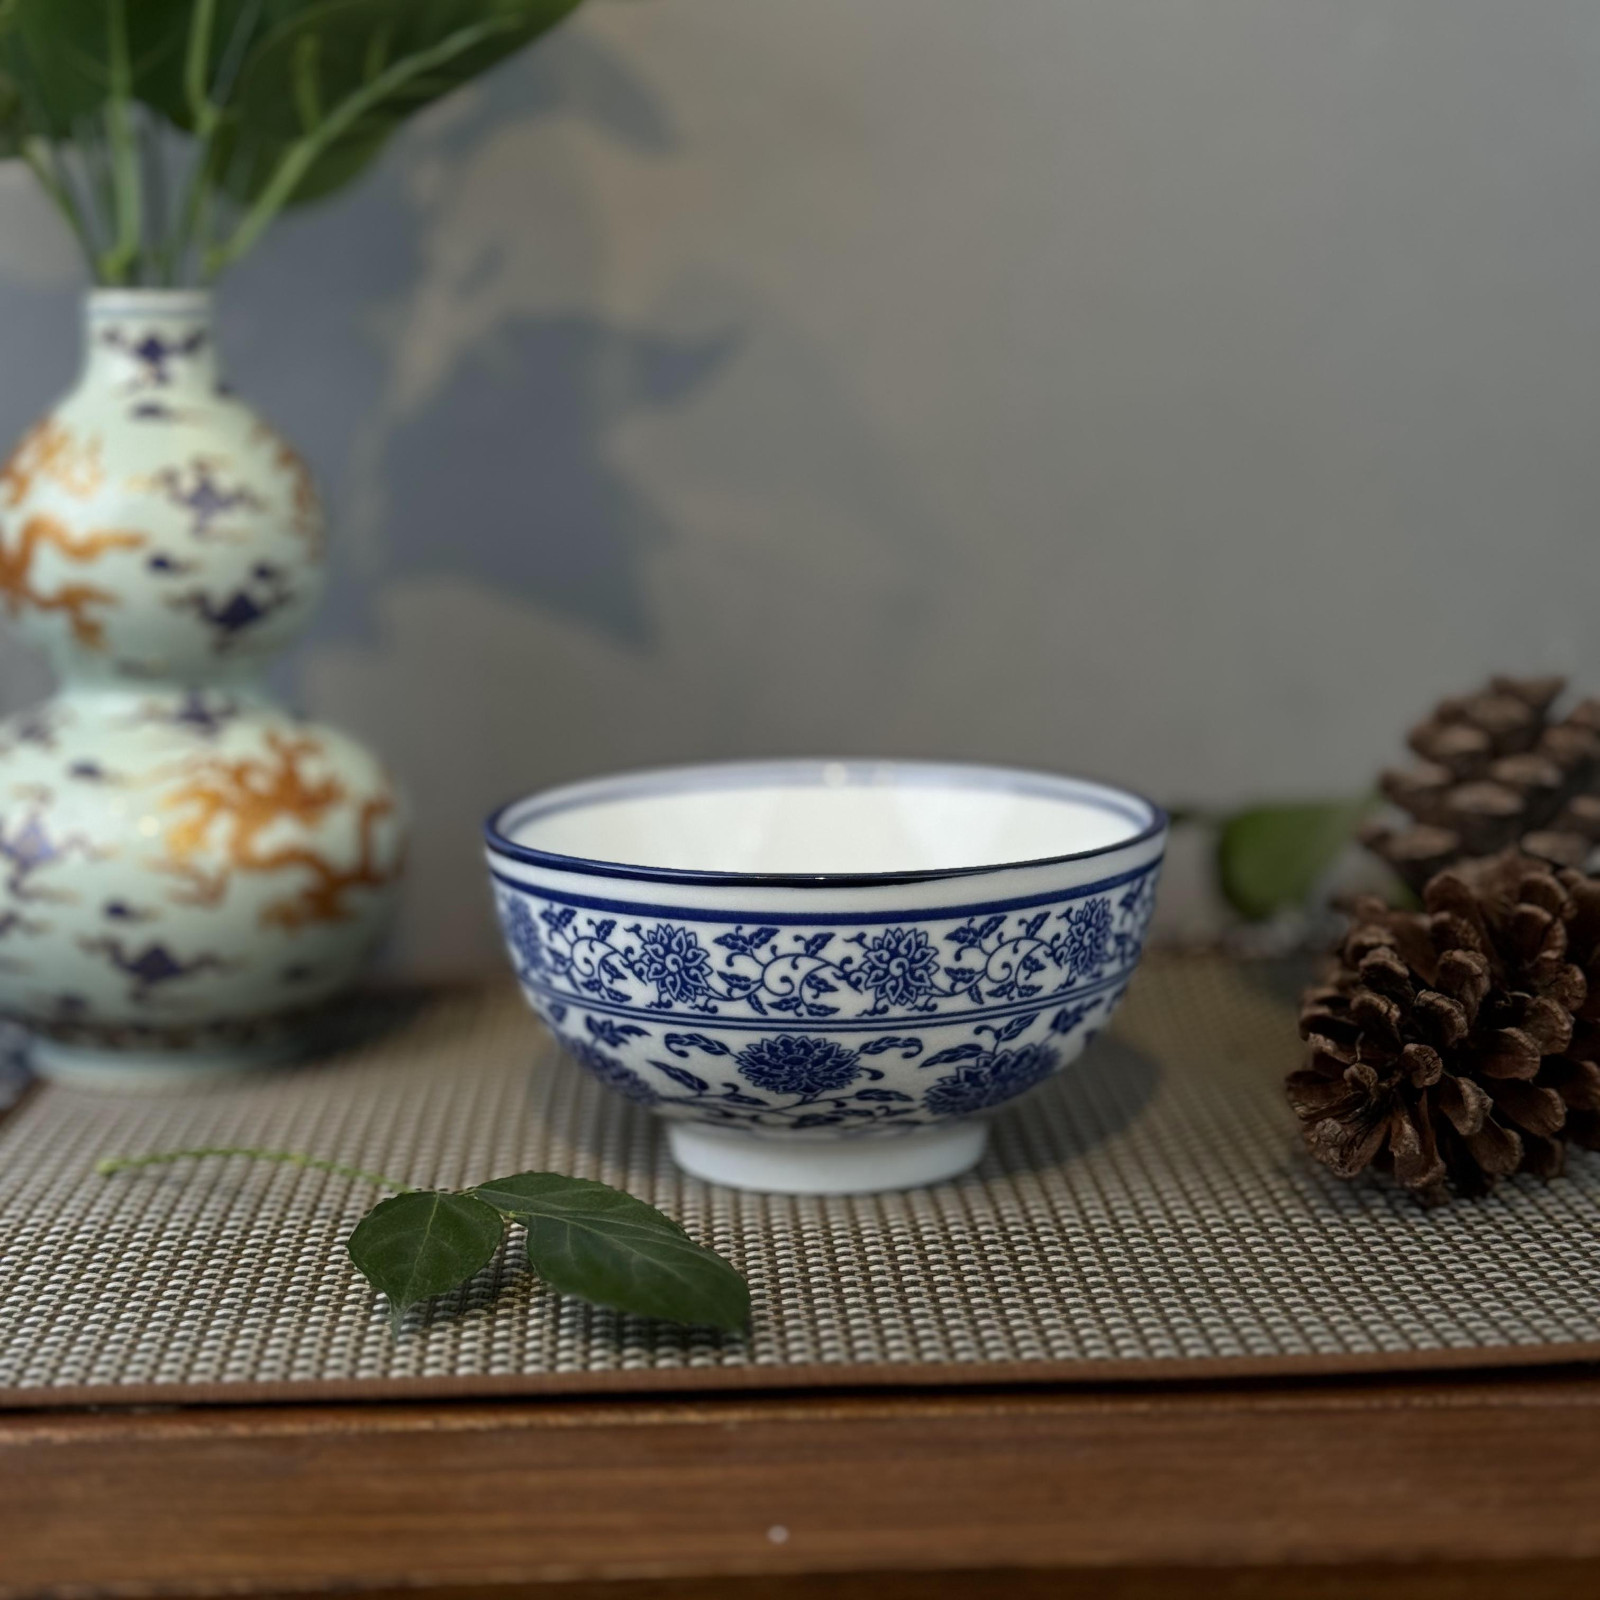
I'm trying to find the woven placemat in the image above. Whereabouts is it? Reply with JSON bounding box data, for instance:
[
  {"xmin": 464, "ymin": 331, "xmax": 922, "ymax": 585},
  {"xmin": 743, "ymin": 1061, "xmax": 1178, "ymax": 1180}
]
[{"xmin": 3, "ymin": 954, "xmax": 1600, "ymax": 1409}]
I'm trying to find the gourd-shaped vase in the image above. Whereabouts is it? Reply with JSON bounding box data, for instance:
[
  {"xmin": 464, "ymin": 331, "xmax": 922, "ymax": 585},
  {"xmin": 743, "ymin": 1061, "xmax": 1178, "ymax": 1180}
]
[{"xmin": 0, "ymin": 290, "xmax": 404, "ymax": 1089}]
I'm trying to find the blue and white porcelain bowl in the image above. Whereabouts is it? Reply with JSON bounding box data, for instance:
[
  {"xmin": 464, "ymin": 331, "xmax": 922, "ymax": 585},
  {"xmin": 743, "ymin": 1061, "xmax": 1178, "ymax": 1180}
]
[{"xmin": 486, "ymin": 760, "xmax": 1166, "ymax": 1195}]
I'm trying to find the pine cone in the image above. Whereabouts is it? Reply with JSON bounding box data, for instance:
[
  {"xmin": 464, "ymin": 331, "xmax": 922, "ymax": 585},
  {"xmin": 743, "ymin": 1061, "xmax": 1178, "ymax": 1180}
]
[
  {"xmin": 1288, "ymin": 852, "xmax": 1600, "ymax": 1201},
  {"xmin": 1361, "ymin": 675, "xmax": 1600, "ymax": 892}
]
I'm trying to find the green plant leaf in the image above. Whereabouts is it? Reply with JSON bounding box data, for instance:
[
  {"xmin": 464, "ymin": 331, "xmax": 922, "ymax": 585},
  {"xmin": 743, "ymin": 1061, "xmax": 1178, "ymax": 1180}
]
[
  {"xmin": 1216, "ymin": 797, "xmax": 1375, "ymax": 921},
  {"xmin": 473, "ymin": 1172, "xmax": 750, "ymax": 1333},
  {"xmin": 0, "ymin": 66, "xmax": 21, "ymax": 159},
  {"xmin": 0, "ymin": 0, "xmax": 189, "ymax": 136},
  {"xmin": 136, "ymin": 1, "xmax": 321, "ymax": 130},
  {"xmin": 346, "ymin": 1189, "xmax": 504, "ymax": 1332},
  {"xmin": 219, "ymin": 0, "xmax": 581, "ymax": 209}
]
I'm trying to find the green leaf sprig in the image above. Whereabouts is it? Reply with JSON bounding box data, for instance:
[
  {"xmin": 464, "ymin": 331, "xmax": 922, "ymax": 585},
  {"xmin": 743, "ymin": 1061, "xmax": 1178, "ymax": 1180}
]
[
  {"xmin": 0, "ymin": 0, "xmax": 584, "ymax": 285},
  {"xmin": 97, "ymin": 1146, "xmax": 750, "ymax": 1335},
  {"xmin": 1214, "ymin": 796, "xmax": 1378, "ymax": 922}
]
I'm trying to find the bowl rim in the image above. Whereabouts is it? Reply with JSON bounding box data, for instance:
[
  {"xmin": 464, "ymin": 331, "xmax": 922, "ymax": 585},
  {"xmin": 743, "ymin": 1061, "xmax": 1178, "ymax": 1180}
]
[{"xmin": 484, "ymin": 758, "xmax": 1167, "ymax": 890}]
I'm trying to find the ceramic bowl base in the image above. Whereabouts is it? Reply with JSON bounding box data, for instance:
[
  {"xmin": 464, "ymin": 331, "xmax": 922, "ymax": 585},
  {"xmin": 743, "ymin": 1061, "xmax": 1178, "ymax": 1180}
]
[
  {"xmin": 27, "ymin": 1034, "xmax": 301, "ymax": 1093},
  {"xmin": 666, "ymin": 1120, "xmax": 988, "ymax": 1195}
]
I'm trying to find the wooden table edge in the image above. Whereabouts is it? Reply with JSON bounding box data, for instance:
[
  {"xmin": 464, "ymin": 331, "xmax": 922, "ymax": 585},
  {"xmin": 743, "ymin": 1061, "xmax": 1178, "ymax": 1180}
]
[{"xmin": 6, "ymin": 1364, "xmax": 1600, "ymax": 1598}]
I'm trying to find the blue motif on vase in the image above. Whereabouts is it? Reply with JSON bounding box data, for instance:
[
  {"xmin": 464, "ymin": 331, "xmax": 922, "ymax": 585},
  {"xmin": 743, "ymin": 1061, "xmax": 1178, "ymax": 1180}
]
[
  {"xmin": 921, "ymin": 1041, "xmax": 1059, "ymax": 1117},
  {"xmin": 561, "ymin": 1036, "xmax": 660, "ymax": 1106},
  {"xmin": 154, "ymin": 691, "xmax": 241, "ymax": 738},
  {"xmin": 735, "ymin": 1034, "xmax": 862, "ymax": 1098},
  {"xmin": 630, "ymin": 922, "xmax": 715, "ymax": 1006},
  {"xmin": 101, "ymin": 326, "xmax": 206, "ymax": 387},
  {"xmin": 855, "ymin": 925, "xmax": 940, "ymax": 1009}
]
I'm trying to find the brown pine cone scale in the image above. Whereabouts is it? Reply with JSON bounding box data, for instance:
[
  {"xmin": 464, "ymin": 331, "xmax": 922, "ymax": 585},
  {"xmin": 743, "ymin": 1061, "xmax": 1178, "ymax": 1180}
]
[
  {"xmin": 1288, "ymin": 851, "xmax": 1600, "ymax": 1201},
  {"xmin": 1361, "ymin": 677, "xmax": 1600, "ymax": 891}
]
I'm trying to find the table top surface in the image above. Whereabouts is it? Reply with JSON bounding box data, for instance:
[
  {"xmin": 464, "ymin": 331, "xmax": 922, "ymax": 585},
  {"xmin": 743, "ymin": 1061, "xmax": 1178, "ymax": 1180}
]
[
  {"xmin": 6, "ymin": 1362, "xmax": 1600, "ymax": 1599},
  {"xmin": 8, "ymin": 957, "xmax": 1600, "ymax": 1413},
  {"xmin": 7, "ymin": 959, "xmax": 1600, "ymax": 1598}
]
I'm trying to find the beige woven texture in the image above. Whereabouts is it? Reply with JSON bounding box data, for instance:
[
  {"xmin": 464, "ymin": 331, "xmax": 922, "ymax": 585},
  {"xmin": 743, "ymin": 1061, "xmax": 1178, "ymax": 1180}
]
[{"xmin": 3, "ymin": 954, "xmax": 1600, "ymax": 1402}]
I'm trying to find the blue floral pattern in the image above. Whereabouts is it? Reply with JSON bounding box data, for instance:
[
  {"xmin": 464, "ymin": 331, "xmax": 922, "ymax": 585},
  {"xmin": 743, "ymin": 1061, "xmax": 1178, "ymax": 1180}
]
[
  {"xmin": 855, "ymin": 926, "xmax": 940, "ymax": 1009},
  {"xmin": 631, "ymin": 922, "xmax": 715, "ymax": 1006},
  {"xmin": 921, "ymin": 1042, "xmax": 1058, "ymax": 1117},
  {"xmin": 1060, "ymin": 895, "xmax": 1114, "ymax": 981},
  {"xmin": 503, "ymin": 897, "xmax": 543, "ymax": 978},
  {"xmin": 496, "ymin": 864, "xmax": 1158, "ymax": 1028},
  {"xmin": 563, "ymin": 1036, "xmax": 660, "ymax": 1106},
  {"xmin": 502, "ymin": 857, "xmax": 1162, "ymax": 1134},
  {"xmin": 736, "ymin": 1034, "xmax": 861, "ymax": 1097}
]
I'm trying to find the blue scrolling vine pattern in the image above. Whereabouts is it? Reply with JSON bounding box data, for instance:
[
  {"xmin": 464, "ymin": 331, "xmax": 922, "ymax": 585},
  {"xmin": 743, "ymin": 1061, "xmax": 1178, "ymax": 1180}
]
[
  {"xmin": 498, "ymin": 865, "xmax": 1157, "ymax": 1027},
  {"xmin": 497, "ymin": 865, "xmax": 1158, "ymax": 1131},
  {"xmin": 535, "ymin": 1001, "xmax": 1110, "ymax": 1131}
]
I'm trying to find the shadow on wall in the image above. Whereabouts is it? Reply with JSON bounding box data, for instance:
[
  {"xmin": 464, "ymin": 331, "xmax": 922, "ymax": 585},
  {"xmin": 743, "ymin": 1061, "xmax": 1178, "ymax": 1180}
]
[
  {"xmin": 376, "ymin": 317, "xmax": 737, "ymax": 645},
  {"xmin": 3, "ymin": 22, "xmax": 938, "ymax": 710},
  {"xmin": 225, "ymin": 26, "xmax": 733, "ymax": 655}
]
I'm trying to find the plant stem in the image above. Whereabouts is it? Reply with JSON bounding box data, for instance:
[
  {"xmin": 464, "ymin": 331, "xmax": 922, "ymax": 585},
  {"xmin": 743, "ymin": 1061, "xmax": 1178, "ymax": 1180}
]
[
  {"xmin": 21, "ymin": 140, "xmax": 97, "ymax": 266},
  {"xmin": 99, "ymin": 0, "xmax": 144, "ymax": 284},
  {"xmin": 75, "ymin": 114, "xmax": 117, "ymax": 265},
  {"xmin": 96, "ymin": 1147, "xmax": 416, "ymax": 1192},
  {"xmin": 169, "ymin": 136, "xmax": 219, "ymax": 286},
  {"xmin": 174, "ymin": 0, "xmax": 223, "ymax": 281},
  {"xmin": 186, "ymin": 0, "xmax": 222, "ymax": 129},
  {"xmin": 139, "ymin": 113, "xmax": 170, "ymax": 285},
  {"xmin": 169, "ymin": 0, "xmax": 256, "ymax": 283},
  {"xmin": 203, "ymin": 17, "xmax": 514, "ymax": 278}
]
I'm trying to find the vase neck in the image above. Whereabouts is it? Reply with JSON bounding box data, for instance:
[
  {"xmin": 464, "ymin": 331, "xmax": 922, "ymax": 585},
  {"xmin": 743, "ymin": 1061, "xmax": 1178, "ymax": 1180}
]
[{"xmin": 81, "ymin": 289, "xmax": 220, "ymax": 398}]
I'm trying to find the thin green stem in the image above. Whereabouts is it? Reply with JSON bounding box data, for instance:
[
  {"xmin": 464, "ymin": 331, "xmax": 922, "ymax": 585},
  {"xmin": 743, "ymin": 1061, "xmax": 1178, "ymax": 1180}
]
[
  {"xmin": 99, "ymin": 0, "xmax": 144, "ymax": 284},
  {"xmin": 96, "ymin": 1147, "xmax": 416, "ymax": 1192},
  {"xmin": 75, "ymin": 114, "xmax": 116, "ymax": 263},
  {"xmin": 21, "ymin": 139, "xmax": 97, "ymax": 265},
  {"xmin": 169, "ymin": 0, "xmax": 256, "ymax": 283},
  {"xmin": 139, "ymin": 111, "xmax": 170, "ymax": 285},
  {"xmin": 185, "ymin": 0, "xmax": 221, "ymax": 130},
  {"xmin": 169, "ymin": 134, "xmax": 219, "ymax": 285},
  {"xmin": 204, "ymin": 17, "xmax": 515, "ymax": 278}
]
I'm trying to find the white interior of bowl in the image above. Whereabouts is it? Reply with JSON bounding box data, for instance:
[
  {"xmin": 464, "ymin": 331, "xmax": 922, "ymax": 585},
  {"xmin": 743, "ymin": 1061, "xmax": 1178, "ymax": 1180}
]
[{"xmin": 501, "ymin": 762, "xmax": 1156, "ymax": 876}]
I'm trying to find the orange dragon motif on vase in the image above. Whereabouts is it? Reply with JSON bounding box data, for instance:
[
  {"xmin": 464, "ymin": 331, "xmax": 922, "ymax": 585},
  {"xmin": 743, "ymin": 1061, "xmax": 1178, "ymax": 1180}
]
[
  {"xmin": 0, "ymin": 418, "xmax": 105, "ymax": 507},
  {"xmin": 158, "ymin": 732, "xmax": 402, "ymax": 929},
  {"xmin": 0, "ymin": 515, "xmax": 144, "ymax": 648},
  {"xmin": 0, "ymin": 289, "xmax": 403, "ymax": 1089}
]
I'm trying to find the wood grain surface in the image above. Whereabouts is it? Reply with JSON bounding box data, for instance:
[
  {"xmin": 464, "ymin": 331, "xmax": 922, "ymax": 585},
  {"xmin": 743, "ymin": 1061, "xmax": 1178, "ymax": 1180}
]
[
  {"xmin": 234, "ymin": 1571, "xmax": 1600, "ymax": 1600},
  {"xmin": 6, "ymin": 1368, "xmax": 1600, "ymax": 1599}
]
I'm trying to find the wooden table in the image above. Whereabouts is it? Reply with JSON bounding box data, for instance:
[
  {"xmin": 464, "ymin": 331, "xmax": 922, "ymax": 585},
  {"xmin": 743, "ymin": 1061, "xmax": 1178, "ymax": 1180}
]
[{"xmin": 6, "ymin": 1363, "xmax": 1600, "ymax": 1599}]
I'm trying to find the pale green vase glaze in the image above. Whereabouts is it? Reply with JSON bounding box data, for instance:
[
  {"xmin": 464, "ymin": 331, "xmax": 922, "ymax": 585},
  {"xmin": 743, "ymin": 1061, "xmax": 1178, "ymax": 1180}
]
[{"xmin": 0, "ymin": 290, "xmax": 405, "ymax": 1090}]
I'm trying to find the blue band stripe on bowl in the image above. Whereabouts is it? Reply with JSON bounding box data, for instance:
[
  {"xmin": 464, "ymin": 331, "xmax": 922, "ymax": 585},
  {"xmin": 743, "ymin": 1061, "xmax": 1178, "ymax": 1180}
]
[
  {"xmin": 487, "ymin": 855, "xmax": 1162, "ymax": 926},
  {"xmin": 510, "ymin": 964, "xmax": 1136, "ymax": 1034},
  {"xmin": 485, "ymin": 760, "xmax": 1167, "ymax": 891}
]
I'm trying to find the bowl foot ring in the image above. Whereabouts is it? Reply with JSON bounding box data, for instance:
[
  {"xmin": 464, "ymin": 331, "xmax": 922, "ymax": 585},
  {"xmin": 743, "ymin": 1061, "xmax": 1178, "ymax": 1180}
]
[{"xmin": 666, "ymin": 1119, "xmax": 987, "ymax": 1195}]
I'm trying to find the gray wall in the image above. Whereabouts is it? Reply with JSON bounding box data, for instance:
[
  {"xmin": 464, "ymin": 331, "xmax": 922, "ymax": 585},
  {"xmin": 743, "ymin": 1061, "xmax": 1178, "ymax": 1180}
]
[{"xmin": 4, "ymin": 0, "xmax": 1600, "ymax": 973}]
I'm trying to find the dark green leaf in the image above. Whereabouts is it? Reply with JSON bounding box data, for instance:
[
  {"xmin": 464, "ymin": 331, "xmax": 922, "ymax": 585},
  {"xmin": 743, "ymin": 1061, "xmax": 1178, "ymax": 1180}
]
[
  {"xmin": 473, "ymin": 1172, "xmax": 750, "ymax": 1333},
  {"xmin": 220, "ymin": 0, "xmax": 582, "ymax": 207},
  {"xmin": 347, "ymin": 1189, "xmax": 504, "ymax": 1332},
  {"xmin": 1216, "ymin": 797, "xmax": 1375, "ymax": 921},
  {"xmin": 0, "ymin": 65, "xmax": 22, "ymax": 159},
  {"xmin": 137, "ymin": 2, "xmax": 323, "ymax": 130},
  {"xmin": 0, "ymin": 0, "xmax": 190, "ymax": 136}
]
